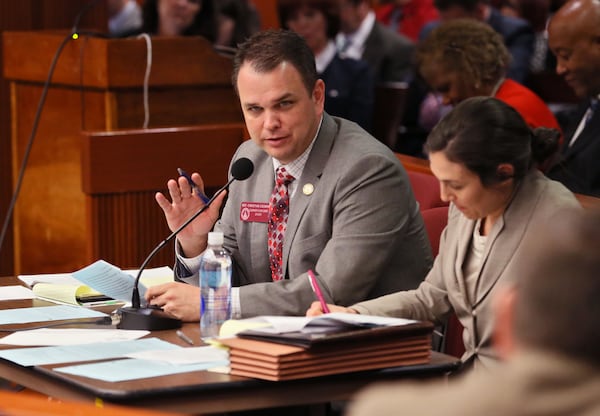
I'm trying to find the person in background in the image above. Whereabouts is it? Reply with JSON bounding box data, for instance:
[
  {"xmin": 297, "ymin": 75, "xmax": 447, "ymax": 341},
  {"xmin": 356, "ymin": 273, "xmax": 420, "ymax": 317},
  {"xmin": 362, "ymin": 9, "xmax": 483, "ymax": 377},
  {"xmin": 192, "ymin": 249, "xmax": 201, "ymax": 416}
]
[
  {"xmin": 279, "ymin": 0, "xmax": 375, "ymax": 131},
  {"xmin": 307, "ymin": 96, "xmax": 580, "ymax": 371},
  {"xmin": 138, "ymin": 0, "xmax": 218, "ymax": 42},
  {"xmin": 546, "ymin": 0, "xmax": 600, "ymax": 196},
  {"xmin": 145, "ymin": 29, "xmax": 432, "ymax": 320},
  {"xmin": 108, "ymin": 0, "xmax": 142, "ymax": 37},
  {"xmin": 216, "ymin": 0, "xmax": 261, "ymax": 49},
  {"xmin": 421, "ymin": 0, "xmax": 534, "ymax": 84},
  {"xmin": 336, "ymin": 0, "xmax": 414, "ymax": 83},
  {"xmin": 375, "ymin": 0, "xmax": 439, "ymax": 42},
  {"xmin": 348, "ymin": 207, "xmax": 600, "ymax": 416},
  {"xmin": 417, "ymin": 19, "xmax": 562, "ymax": 167}
]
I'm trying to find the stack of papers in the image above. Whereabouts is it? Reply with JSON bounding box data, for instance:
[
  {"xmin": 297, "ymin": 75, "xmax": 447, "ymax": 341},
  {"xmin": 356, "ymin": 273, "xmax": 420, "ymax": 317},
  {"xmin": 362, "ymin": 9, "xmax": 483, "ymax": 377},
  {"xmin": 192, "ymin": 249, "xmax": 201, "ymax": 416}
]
[{"xmin": 218, "ymin": 314, "xmax": 433, "ymax": 381}]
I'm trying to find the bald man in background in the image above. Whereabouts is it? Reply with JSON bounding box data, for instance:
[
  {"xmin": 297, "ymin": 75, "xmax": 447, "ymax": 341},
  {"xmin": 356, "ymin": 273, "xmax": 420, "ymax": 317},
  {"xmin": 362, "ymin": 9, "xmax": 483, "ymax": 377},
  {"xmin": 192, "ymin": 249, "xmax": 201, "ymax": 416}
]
[{"xmin": 546, "ymin": 0, "xmax": 600, "ymax": 196}]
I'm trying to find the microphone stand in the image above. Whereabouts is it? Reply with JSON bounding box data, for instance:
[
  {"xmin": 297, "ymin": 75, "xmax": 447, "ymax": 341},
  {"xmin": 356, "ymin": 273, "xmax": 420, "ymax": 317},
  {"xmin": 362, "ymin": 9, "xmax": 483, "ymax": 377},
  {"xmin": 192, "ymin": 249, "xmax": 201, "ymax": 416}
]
[{"xmin": 117, "ymin": 178, "xmax": 235, "ymax": 330}]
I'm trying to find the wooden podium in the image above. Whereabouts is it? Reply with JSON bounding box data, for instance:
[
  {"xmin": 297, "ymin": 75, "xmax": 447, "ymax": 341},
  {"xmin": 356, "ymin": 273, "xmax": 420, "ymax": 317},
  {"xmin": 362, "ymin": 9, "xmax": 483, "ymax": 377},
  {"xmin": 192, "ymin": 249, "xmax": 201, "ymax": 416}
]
[{"xmin": 3, "ymin": 31, "xmax": 245, "ymax": 274}]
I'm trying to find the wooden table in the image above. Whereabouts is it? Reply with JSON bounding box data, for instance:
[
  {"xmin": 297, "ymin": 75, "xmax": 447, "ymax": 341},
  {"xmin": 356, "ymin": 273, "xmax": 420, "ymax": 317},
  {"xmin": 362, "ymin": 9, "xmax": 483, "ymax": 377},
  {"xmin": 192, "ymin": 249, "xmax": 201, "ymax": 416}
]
[{"xmin": 0, "ymin": 277, "xmax": 461, "ymax": 415}]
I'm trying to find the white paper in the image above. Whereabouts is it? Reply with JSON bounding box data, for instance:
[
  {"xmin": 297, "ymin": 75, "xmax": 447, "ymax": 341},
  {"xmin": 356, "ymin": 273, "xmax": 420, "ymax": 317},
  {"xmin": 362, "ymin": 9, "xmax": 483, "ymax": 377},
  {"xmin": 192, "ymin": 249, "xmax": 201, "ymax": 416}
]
[
  {"xmin": 230, "ymin": 313, "xmax": 417, "ymax": 334},
  {"xmin": 126, "ymin": 345, "xmax": 229, "ymax": 365},
  {"xmin": 0, "ymin": 328, "xmax": 150, "ymax": 346},
  {"xmin": 0, "ymin": 285, "xmax": 35, "ymax": 300}
]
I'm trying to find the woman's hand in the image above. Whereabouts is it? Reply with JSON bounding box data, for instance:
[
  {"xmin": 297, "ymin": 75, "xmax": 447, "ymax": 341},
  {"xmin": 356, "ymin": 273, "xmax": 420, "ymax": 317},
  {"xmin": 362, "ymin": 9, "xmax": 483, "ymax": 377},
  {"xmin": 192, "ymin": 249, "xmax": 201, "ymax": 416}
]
[{"xmin": 306, "ymin": 301, "xmax": 358, "ymax": 316}]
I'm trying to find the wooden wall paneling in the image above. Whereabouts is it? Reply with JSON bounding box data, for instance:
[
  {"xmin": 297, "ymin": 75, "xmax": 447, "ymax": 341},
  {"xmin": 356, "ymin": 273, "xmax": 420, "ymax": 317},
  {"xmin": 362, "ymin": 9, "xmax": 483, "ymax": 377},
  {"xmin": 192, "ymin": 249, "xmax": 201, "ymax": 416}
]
[
  {"xmin": 10, "ymin": 83, "xmax": 92, "ymax": 274},
  {"xmin": 0, "ymin": 0, "xmax": 109, "ymax": 276},
  {"xmin": 5, "ymin": 32, "xmax": 243, "ymax": 274},
  {"xmin": 82, "ymin": 124, "xmax": 247, "ymax": 269},
  {"xmin": 252, "ymin": 0, "xmax": 281, "ymax": 29}
]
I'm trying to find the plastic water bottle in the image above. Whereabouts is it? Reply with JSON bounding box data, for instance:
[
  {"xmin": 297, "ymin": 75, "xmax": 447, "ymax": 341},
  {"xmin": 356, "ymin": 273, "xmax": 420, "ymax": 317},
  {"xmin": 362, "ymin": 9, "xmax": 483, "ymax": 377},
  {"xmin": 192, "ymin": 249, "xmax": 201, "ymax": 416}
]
[{"xmin": 199, "ymin": 231, "xmax": 232, "ymax": 340}]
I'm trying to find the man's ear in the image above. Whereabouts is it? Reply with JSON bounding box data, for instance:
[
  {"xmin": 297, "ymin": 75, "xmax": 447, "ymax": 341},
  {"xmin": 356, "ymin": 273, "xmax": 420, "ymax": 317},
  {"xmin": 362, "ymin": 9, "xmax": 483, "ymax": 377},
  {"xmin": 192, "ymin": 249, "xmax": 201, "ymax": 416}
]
[
  {"xmin": 313, "ymin": 79, "xmax": 326, "ymax": 109},
  {"xmin": 493, "ymin": 285, "xmax": 517, "ymax": 360}
]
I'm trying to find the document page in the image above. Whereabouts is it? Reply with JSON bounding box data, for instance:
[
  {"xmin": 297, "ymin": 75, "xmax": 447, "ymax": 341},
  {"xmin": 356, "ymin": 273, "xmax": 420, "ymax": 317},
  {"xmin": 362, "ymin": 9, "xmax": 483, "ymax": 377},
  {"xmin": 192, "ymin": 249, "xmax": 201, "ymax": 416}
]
[{"xmin": 225, "ymin": 313, "xmax": 417, "ymax": 335}]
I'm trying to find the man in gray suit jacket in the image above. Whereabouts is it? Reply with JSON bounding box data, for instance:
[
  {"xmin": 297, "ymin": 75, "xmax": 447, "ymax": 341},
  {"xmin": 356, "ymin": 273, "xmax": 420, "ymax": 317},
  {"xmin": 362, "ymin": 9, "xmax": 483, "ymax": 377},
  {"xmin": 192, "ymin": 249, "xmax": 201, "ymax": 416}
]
[
  {"xmin": 146, "ymin": 29, "xmax": 432, "ymax": 320},
  {"xmin": 349, "ymin": 208, "xmax": 600, "ymax": 416},
  {"xmin": 336, "ymin": 0, "xmax": 415, "ymax": 83}
]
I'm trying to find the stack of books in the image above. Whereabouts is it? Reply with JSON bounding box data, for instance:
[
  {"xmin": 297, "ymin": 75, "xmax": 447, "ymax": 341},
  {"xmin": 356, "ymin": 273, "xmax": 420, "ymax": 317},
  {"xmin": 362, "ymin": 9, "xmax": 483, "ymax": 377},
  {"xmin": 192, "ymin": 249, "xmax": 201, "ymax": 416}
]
[{"xmin": 219, "ymin": 314, "xmax": 433, "ymax": 381}]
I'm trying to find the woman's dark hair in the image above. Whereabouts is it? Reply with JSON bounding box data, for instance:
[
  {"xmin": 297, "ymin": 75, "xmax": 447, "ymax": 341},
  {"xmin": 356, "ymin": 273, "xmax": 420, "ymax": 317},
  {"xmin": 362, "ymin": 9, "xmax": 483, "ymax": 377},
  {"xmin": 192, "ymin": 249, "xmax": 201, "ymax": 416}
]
[
  {"xmin": 425, "ymin": 96, "xmax": 560, "ymax": 186},
  {"xmin": 277, "ymin": 0, "xmax": 341, "ymax": 39},
  {"xmin": 141, "ymin": 0, "xmax": 218, "ymax": 42},
  {"xmin": 217, "ymin": 0, "xmax": 261, "ymax": 47}
]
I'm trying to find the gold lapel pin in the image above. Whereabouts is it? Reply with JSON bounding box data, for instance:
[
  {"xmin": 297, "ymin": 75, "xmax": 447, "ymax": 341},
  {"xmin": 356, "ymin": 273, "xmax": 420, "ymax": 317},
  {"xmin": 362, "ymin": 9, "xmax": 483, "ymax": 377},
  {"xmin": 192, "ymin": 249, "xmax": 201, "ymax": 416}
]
[{"xmin": 302, "ymin": 183, "xmax": 314, "ymax": 196}]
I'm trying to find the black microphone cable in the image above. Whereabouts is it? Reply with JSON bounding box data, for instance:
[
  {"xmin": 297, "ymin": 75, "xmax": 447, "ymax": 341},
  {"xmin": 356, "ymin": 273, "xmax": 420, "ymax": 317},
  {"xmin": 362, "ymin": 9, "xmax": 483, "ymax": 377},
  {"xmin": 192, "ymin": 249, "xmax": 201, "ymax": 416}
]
[{"xmin": 0, "ymin": 0, "xmax": 104, "ymax": 255}]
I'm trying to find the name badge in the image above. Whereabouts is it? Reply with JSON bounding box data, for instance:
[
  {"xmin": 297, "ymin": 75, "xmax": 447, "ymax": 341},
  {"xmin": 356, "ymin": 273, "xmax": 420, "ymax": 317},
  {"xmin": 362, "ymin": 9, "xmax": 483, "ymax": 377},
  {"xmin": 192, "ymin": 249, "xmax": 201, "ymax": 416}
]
[{"xmin": 240, "ymin": 202, "xmax": 269, "ymax": 223}]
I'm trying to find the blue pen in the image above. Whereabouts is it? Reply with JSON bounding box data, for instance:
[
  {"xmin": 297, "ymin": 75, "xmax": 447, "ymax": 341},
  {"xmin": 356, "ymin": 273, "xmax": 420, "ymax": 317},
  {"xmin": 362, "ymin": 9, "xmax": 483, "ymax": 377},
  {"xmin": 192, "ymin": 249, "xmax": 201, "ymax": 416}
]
[{"xmin": 177, "ymin": 168, "xmax": 210, "ymax": 204}]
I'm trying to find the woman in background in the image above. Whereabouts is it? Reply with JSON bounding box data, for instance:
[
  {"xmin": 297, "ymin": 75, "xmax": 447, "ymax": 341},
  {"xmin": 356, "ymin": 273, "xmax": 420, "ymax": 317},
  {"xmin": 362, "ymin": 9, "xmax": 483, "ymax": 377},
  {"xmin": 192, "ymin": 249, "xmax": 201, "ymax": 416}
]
[
  {"xmin": 278, "ymin": 0, "xmax": 375, "ymax": 132},
  {"xmin": 139, "ymin": 0, "xmax": 218, "ymax": 42},
  {"xmin": 416, "ymin": 19, "xmax": 562, "ymax": 166},
  {"xmin": 216, "ymin": 0, "xmax": 261, "ymax": 48}
]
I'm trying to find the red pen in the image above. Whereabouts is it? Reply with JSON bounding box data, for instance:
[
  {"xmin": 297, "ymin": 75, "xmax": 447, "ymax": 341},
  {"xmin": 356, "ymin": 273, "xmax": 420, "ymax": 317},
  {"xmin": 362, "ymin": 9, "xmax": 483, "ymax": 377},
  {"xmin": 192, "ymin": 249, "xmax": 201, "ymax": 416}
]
[{"xmin": 307, "ymin": 269, "xmax": 330, "ymax": 313}]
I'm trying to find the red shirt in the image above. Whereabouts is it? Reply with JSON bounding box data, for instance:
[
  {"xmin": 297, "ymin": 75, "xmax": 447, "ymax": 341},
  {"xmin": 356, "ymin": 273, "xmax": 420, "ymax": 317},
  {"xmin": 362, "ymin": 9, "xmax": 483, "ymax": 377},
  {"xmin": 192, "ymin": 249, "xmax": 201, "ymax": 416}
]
[
  {"xmin": 375, "ymin": 1, "xmax": 439, "ymax": 42},
  {"xmin": 495, "ymin": 79, "xmax": 563, "ymax": 143}
]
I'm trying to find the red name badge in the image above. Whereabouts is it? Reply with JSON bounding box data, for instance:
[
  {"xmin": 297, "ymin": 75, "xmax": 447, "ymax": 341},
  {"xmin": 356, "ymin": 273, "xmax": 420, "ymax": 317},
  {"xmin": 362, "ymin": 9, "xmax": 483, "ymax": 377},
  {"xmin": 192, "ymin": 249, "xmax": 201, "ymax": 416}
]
[{"xmin": 240, "ymin": 202, "xmax": 269, "ymax": 223}]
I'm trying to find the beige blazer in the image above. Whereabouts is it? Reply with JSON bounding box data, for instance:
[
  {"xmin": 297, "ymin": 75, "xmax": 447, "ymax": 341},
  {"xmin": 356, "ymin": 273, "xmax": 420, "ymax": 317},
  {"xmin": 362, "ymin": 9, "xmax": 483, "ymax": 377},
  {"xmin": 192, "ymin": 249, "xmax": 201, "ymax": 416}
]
[
  {"xmin": 348, "ymin": 349, "xmax": 600, "ymax": 416},
  {"xmin": 352, "ymin": 170, "xmax": 580, "ymax": 369}
]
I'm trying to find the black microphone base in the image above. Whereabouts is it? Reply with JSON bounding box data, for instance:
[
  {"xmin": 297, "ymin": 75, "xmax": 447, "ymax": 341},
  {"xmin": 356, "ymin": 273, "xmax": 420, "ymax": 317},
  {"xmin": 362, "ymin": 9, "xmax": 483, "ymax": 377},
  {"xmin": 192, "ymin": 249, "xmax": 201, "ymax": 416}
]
[{"xmin": 117, "ymin": 307, "xmax": 182, "ymax": 331}]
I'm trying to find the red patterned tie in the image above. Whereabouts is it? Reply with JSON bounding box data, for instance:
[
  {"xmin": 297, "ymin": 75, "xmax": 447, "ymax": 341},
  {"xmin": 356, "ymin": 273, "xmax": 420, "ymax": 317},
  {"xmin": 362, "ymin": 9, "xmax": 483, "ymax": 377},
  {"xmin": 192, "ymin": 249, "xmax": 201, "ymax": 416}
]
[{"xmin": 268, "ymin": 166, "xmax": 295, "ymax": 281}]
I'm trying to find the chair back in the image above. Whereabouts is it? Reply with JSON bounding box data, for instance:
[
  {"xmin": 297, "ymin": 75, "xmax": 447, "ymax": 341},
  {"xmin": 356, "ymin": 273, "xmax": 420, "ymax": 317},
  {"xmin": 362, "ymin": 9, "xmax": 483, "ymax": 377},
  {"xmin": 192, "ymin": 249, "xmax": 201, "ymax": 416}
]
[
  {"xmin": 421, "ymin": 206, "xmax": 448, "ymax": 257},
  {"xmin": 372, "ymin": 82, "xmax": 409, "ymax": 149},
  {"xmin": 407, "ymin": 170, "xmax": 446, "ymax": 211}
]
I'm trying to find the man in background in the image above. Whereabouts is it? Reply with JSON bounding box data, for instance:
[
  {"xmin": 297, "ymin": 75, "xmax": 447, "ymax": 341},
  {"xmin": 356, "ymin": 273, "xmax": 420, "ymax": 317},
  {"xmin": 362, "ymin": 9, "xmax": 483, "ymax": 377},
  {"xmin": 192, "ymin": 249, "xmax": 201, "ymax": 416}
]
[
  {"xmin": 546, "ymin": 0, "xmax": 600, "ymax": 196},
  {"xmin": 336, "ymin": 0, "xmax": 415, "ymax": 83},
  {"xmin": 348, "ymin": 207, "xmax": 600, "ymax": 416}
]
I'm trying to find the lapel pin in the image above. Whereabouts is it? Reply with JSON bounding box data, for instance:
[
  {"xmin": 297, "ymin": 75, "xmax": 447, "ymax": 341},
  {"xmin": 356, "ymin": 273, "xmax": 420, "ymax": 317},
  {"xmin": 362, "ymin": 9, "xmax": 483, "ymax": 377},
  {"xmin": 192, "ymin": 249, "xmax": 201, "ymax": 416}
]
[{"xmin": 302, "ymin": 183, "xmax": 314, "ymax": 196}]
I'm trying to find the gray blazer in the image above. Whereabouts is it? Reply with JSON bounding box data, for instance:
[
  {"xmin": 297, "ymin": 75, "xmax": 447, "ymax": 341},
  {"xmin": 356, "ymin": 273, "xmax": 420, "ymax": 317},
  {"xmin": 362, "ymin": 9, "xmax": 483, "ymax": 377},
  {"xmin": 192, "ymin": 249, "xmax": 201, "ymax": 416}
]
[
  {"xmin": 362, "ymin": 21, "xmax": 415, "ymax": 83},
  {"xmin": 352, "ymin": 171, "xmax": 579, "ymax": 369},
  {"xmin": 215, "ymin": 114, "xmax": 432, "ymax": 317},
  {"xmin": 348, "ymin": 350, "xmax": 600, "ymax": 416}
]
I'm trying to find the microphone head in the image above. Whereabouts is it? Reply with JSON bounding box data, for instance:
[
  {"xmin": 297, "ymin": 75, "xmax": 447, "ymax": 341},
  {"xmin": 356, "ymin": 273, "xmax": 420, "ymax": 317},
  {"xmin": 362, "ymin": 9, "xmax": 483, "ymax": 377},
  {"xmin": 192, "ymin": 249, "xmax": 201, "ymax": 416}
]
[{"xmin": 231, "ymin": 157, "xmax": 254, "ymax": 181}]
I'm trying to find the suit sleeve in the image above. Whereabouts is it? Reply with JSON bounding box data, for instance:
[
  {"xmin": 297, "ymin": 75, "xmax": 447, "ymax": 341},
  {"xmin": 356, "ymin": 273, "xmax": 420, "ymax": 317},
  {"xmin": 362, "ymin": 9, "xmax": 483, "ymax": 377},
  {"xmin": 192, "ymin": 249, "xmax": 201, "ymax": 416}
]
[{"xmin": 351, "ymin": 205, "xmax": 457, "ymax": 323}]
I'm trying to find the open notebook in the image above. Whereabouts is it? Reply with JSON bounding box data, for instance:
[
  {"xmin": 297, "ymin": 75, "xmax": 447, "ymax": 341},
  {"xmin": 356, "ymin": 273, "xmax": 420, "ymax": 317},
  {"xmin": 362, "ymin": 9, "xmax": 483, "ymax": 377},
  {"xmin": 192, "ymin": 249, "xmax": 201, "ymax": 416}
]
[{"xmin": 19, "ymin": 262, "xmax": 174, "ymax": 306}]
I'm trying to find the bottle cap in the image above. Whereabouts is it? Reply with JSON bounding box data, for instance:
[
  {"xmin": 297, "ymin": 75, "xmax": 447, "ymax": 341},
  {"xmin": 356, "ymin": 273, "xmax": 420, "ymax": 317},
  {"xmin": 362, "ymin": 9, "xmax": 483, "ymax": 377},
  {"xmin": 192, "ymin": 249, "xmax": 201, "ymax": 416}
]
[{"xmin": 207, "ymin": 231, "xmax": 224, "ymax": 246}]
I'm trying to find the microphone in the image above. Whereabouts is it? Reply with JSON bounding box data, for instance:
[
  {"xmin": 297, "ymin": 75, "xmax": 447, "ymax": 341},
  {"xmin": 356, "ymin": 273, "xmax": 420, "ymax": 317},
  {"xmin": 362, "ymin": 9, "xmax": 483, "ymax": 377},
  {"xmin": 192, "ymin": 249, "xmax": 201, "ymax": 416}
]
[{"xmin": 117, "ymin": 158, "xmax": 254, "ymax": 330}]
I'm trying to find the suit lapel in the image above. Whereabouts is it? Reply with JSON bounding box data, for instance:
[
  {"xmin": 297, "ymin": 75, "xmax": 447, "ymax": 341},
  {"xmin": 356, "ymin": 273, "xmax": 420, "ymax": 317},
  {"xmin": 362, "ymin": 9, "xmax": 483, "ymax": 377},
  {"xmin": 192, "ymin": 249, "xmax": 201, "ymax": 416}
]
[
  {"xmin": 473, "ymin": 172, "xmax": 543, "ymax": 306},
  {"xmin": 563, "ymin": 108, "xmax": 600, "ymax": 158},
  {"xmin": 453, "ymin": 212, "xmax": 476, "ymax": 307},
  {"xmin": 281, "ymin": 114, "xmax": 336, "ymax": 279}
]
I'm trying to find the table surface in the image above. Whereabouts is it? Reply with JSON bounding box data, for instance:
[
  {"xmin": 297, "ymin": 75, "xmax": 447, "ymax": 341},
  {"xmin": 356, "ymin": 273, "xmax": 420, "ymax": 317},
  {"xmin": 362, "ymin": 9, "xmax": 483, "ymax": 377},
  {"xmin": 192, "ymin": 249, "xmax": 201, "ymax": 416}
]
[{"xmin": 0, "ymin": 277, "xmax": 461, "ymax": 414}]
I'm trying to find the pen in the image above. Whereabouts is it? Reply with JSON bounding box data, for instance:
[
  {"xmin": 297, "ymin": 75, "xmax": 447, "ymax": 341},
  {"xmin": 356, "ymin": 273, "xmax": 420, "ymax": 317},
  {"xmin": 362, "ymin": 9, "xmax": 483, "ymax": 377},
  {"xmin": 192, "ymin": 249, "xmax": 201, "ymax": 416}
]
[
  {"xmin": 176, "ymin": 329, "xmax": 194, "ymax": 346},
  {"xmin": 177, "ymin": 168, "xmax": 210, "ymax": 204},
  {"xmin": 307, "ymin": 269, "xmax": 330, "ymax": 313}
]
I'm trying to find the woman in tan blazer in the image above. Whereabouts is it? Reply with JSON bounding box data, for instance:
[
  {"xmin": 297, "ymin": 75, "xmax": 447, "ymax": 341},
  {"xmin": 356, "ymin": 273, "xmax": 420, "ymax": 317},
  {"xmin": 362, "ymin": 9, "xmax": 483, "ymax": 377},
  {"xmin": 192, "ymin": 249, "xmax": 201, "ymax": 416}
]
[{"xmin": 307, "ymin": 96, "xmax": 581, "ymax": 371}]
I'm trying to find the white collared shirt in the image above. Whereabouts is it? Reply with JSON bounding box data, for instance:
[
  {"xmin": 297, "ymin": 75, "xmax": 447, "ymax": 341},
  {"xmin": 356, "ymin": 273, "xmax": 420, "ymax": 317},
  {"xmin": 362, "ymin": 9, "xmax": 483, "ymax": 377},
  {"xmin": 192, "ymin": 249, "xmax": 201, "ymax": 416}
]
[
  {"xmin": 315, "ymin": 41, "xmax": 337, "ymax": 74},
  {"xmin": 335, "ymin": 11, "xmax": 376, "ymax": 60},
  {"xmin": 568, "ymin": 94, "xmax": 600, "ymax": 148}
]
